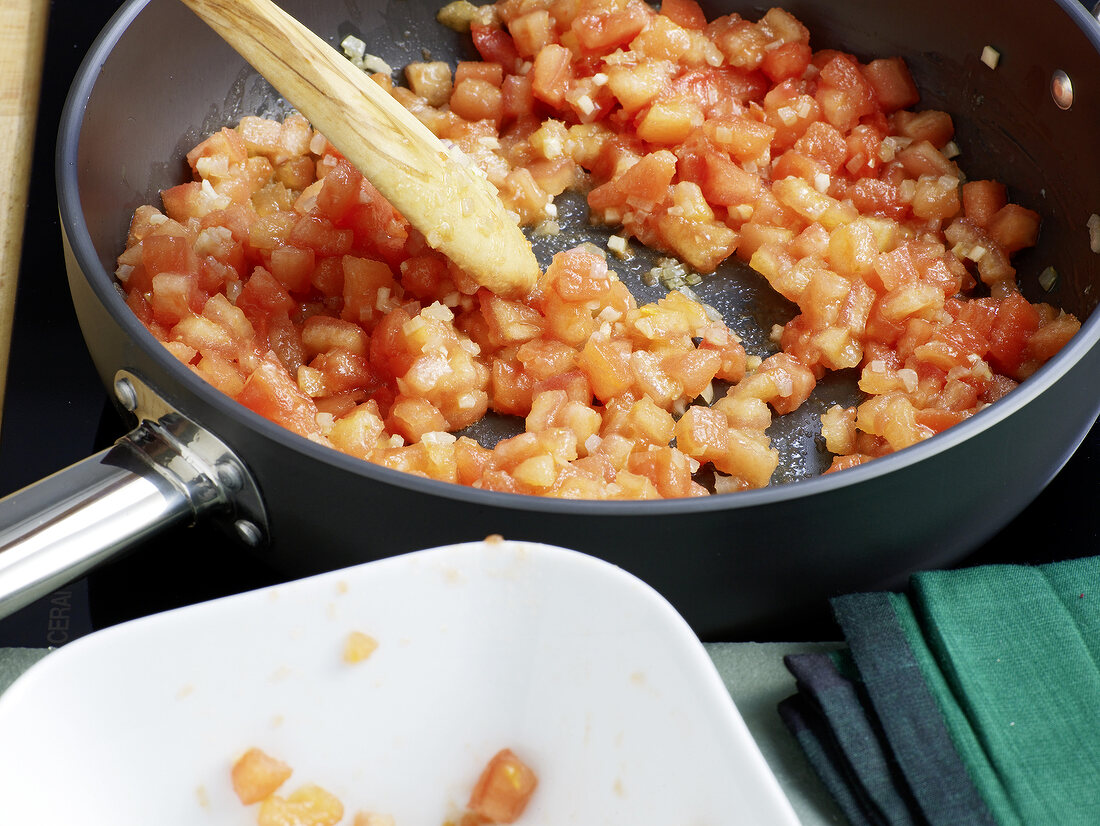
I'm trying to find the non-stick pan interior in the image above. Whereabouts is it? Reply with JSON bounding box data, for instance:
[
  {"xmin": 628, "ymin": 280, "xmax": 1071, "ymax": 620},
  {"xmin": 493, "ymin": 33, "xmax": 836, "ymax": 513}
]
[{"xmin": 69, "ymin": 0, "xmax": 1100, "ymax": 484}]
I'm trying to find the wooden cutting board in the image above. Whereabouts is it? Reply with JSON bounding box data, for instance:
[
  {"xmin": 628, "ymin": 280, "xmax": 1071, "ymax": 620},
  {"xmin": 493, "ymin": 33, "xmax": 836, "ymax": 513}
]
[{"xmin": 0, "ymin": 1, "xmax": 49, "ymax": 432}]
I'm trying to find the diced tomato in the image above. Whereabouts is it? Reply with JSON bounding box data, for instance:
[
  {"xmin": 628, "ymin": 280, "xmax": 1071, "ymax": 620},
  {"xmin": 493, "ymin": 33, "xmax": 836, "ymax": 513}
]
[
  {"xmin": 570, "ymin": 0, "xmax": 649, "ymax": 52},
  {"xmin": 627, "ymin": 446, "xmax": 696, "ymax": 498},
  {"xmin": 672, "ymin": 66, "xmax": 770, "ymax": 110},
  {"xmin": 289, "ymin": 215, "xmax": 353, "ymax": 256},
  {"xmin": 508, "ymin": 10, "xmax": 557, "ymax": 58},
  {"xmin": 862, "ymin": 57, "xmax": 919, "ymax": 113},
  {"xmin": 451, "ymin": 77, "xmax": 505, "ymax": 124},
  {"xmin": 815, "ymin": 53, "xmax": 877, "ymax": 132},
  {"xmin": 761, "ymin": 41, "xmax": 812, "ymax": 83},
  {"xmin": 547, "ymin": 246, "xmax": 612, "ymax": 301},
  {"xmin": 315, "ymin": 160, "xmax": 362, "ymax": 220},
  {"xmin": 491, "ymin": 357, "xmax": 536, "ymax": 415},
  {"xmin": 697, "ymin": 151, "xmax": 762, "ymax": 205},
  {"xmin": 237, "ymin": 360, "xmax": 321, "ymax": 438},
  {"xmin": 267, "ymin": 244, "xmax": 314, "ymax": 294},
  {"xmin": 185, "ymin": 127, "xmax": 247, "ymax": 175},
  {"xmin": 237, "ymin": 266, "xmax": 295, "ymax": 322},
  {"xmin": 588, "ymin": 149, "xmax": 677, "ymax": 213},
  {"xmin": 659, "ymin": 0, "xmax": 706, "ymax": 29},
  {"xmin": 501, "ymin": 74, "xmax": 536, "ymax": 124},
  {"xmin": 579, "ymin": 335, "xmax": 633, "ymax": 401},
  {"xmin": 961, "ymin": 180, "xmax": 1007, "ymax": 228},
  {"xmin": 455, "ymin": 61, "xmax": 505, "ymax": 87},
  {"xmin": 470, "ymin": 23, "xmax": 521, "ymax": 70},
  {"xmin": 986, "ymin": 203, "xmax": 1040, "ymax": 254},
  {"xmin": 988, "ymin": 291, "xmax": 1041, "ymax": 376},
  {"xmin": 530, "ymin": 43, "xmax": 574, "ymax": 106},
  {"xmin": 342, "ymin": 256, "xmax": 400, "ymax": 327},
  {"xmin": 892, "ymin": 109, "xmax": 954, "ymax": 148}
]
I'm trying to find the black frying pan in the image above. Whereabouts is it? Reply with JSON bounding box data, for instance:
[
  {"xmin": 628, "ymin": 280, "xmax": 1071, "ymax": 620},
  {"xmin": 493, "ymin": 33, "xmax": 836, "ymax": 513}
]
[{"xmin": 3, "ymin": 0, "xmax": 1097, "ymax": 637}]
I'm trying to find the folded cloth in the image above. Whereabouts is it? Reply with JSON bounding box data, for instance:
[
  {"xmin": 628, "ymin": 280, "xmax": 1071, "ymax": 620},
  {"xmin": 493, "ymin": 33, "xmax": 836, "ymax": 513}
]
[{"xmin": 782, "ymin": 555, "xmax": 1100, "ymax": 826}]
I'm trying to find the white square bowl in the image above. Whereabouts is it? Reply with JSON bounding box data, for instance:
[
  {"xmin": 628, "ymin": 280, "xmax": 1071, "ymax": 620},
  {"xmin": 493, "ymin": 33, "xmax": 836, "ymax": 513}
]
[{"xmin": 0, "ymin": 539, "xmax": 799, "ymax": 824}]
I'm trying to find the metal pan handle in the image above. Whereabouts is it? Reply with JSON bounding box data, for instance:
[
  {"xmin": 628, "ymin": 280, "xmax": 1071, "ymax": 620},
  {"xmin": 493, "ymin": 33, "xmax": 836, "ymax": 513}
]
[{"xmin": 0, "ymin": 371, "xmax": 267, "ymax": 620}]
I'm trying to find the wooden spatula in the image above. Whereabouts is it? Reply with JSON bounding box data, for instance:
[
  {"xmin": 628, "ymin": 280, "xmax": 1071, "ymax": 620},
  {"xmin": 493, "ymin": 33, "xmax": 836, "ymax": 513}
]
[{"xmin": 179, "ymin": 0, "xmax": 540, "ymax": 298}]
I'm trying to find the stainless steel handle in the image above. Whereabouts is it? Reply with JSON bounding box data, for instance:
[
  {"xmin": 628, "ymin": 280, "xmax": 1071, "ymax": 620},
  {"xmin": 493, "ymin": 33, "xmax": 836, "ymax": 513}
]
[
  {"xmin": 0, "ymin": 439, "xmax": 193, "ymax": 618},
  {"xmin": 0, "ymin": 371, "xmax": 267, "ymax": 621}
]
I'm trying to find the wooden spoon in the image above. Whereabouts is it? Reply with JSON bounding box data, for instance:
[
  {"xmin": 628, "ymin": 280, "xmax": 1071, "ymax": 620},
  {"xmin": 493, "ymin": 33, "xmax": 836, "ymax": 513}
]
[{"xmin": 179, "ymin": 0, "xmax": 539, "ymax": 298}]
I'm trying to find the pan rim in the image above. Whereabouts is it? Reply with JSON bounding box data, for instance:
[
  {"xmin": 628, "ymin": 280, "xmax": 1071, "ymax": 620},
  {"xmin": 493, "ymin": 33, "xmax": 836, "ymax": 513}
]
[{"xmin": 56, "ymin": 0, "xmax": 1100, "ymax": 518}]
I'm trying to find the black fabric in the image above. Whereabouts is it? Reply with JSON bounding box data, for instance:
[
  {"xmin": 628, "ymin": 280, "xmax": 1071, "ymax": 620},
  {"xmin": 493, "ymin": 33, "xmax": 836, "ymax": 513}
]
[{"xmin": 783, "ymin": 651, "xmax": 924, "ymax": 826}]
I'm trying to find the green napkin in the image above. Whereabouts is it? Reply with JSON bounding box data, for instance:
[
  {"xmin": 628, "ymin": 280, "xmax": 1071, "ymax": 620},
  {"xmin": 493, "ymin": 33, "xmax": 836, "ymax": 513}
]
[{"xmin": 912, "ymin": 556, "xmax": 1100, "ymax": 823}]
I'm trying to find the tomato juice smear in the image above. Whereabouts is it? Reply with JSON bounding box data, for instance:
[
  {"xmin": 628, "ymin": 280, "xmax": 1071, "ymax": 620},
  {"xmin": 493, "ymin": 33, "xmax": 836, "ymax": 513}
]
[{"xmin": 116, "ymin": 0, "xmax": 1081, "ymax": 499}]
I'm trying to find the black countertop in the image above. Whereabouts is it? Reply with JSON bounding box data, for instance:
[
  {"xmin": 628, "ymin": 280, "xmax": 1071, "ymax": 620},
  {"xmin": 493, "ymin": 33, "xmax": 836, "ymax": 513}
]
[{"xmin": 1, "ymin": 0, "xmax": 1096, "ymax": 647}]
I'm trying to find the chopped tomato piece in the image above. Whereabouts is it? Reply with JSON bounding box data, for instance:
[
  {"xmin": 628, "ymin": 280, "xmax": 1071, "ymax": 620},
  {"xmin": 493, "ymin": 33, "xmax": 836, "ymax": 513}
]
[{"xmin": 468, "ymin": 749, "xmax": 538, "ymax": 824}]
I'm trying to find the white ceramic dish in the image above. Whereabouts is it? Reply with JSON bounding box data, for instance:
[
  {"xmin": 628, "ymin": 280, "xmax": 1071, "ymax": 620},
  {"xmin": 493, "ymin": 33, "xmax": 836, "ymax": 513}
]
[{"xmin": 0, "ymin": 539, "xmax": 800, "ymax": 824}]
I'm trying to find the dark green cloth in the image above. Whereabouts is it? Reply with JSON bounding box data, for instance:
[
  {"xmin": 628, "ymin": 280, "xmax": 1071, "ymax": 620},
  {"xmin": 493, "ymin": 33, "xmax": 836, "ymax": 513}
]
[
  {"xmin": 911, "ymin": 557, "xmax": 1100, "ymax": 824},
  {"xmin": 778, "ymin": 692, "xmax": 884, "ymax": 826},
  {"xmin": 832, "ymin": 592, "xmax": 999, "ymax": 826},
  {"xmin": 781, "ymin": 555, "xmax": 1100, "ymax": 826},
  {"xmin": 782, "ymin": 651, "xmax": 922, "ymax": 825}
]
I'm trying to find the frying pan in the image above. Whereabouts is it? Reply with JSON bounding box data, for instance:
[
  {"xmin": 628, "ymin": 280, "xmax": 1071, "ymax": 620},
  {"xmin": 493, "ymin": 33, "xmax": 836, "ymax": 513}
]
[{"xmin": 3, "ymin": 0, "xmax": 1098, "ymax": 637}]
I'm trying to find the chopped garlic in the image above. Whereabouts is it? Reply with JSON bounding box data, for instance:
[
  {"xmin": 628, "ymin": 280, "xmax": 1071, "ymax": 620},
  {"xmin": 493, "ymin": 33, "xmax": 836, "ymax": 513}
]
[
  {"xmin": 340, "ymin": 34, "xmax": 367, "ymax": 62},
  {"xmin": 421, "ymin": 430, "xmax": 458, "ymax": 446},
  {"xmin": 607, "ymin": 234, "xmax": 629, "ymax": 257},
  {"xmin": 981, "ymin": 45, "xmax": 1000, "ymax": 69},
  {"xmin": 897, "ymin": 368, "xmax": 918, "ymax": 394},
  {"xmin": 1039, "ymin": 266, "xmax": 1059, "ymax": 291},
  {"xmin": 1088, "ymin": 213, "xmax": 1100, "ymax": 253},
  {"xmin": 375, "ymin": 286, "xmax": 392, "ymax": 312},
  {"xmin": 422, "ymin": 301, "xmax": 454, "ymax": 322}
]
